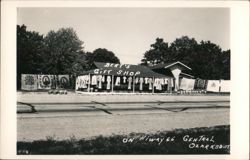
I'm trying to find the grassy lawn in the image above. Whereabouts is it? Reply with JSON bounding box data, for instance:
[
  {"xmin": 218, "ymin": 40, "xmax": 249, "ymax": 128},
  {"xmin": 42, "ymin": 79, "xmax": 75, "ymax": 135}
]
[{"xmin": 17, "ymin": 125, "xmax": 229, "ymax": 155}]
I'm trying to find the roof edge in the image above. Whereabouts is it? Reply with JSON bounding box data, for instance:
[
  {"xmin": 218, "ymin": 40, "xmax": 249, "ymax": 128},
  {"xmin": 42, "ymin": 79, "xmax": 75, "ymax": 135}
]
[
  {"xmin": 164, "ymin": 61, "xmax": 191, "ymax": 70},
  {"xmin": 180, "ymin": 72, "xmax": 194, "ymax": 78}
]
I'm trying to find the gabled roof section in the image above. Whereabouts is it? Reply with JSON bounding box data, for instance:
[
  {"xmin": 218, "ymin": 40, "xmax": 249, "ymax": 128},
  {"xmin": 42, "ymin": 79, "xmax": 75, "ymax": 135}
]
[{"xmin": 150, "ymin": 61, "xmax": 191, "ymax": 70}]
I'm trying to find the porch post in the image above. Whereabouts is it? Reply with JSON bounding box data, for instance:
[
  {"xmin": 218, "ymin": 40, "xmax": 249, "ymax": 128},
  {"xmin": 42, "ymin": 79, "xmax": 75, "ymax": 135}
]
[
  {"xmin": 168, "ymin": 77, "xmax": 171, "ymax": 93},
  {"xmin": 152, "ymin": 77, "xmax": 155, "ymax": 94},
  {"xmin": 88, "ymin": 73, "xmax": 91, "ymax": 92},
  {"xmin": 132, "ymin": 76, "xmax": 135, "ymax": 93},
  {"xmin": 111, "ymin": 75, "xmax": 114, "ymax": 92}
]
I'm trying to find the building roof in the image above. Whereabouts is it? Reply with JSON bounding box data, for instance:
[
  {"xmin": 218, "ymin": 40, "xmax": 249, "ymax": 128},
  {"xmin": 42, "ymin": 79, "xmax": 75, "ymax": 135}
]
[
  {"xmin": 149, "ymin": 61, "xmax": 191, "ymax": 70},
  {"xmin": 81, "ymin": 62, "xmax": 169, "ymax": 78}
]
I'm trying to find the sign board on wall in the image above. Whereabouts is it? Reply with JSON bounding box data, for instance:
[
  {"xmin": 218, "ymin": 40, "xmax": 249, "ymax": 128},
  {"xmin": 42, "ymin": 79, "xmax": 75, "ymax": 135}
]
[{"xmin": 92, "ymin": 62, "xmax": 167, "ymax": 78}]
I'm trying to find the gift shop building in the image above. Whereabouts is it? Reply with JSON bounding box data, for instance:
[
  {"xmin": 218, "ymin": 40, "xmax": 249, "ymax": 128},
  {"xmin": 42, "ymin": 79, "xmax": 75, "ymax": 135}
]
[{"xmin": 75, "ymin": 61, "xmax": 193, "ymax": 93}]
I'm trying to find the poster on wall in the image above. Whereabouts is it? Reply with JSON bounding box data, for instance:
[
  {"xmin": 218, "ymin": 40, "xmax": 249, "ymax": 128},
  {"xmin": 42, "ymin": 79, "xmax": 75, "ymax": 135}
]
[
  {"xmin": 38, "ymin": 75, "xmax": 54, "ymax": 90},
  {"xmin": 58, "ymin": 75, "xmax": 70, "ymax": 89},
  {"xmin": 180, "ymin": 78, "xmax": 195, "ymax": 91},
  {"xmin": 194, "ymin": 79, "xmax": 206, "ymax": 89},
  {"xmin": 220, "ymin": 80, "xmax": 230, "ymax": 93},
  {"xmin": 206, "ymin": 80, "xmax": 220, "ymax": 92},
  {"xmin": 21, "ymin": 74, "xmax": 38, "ymax": 90}
]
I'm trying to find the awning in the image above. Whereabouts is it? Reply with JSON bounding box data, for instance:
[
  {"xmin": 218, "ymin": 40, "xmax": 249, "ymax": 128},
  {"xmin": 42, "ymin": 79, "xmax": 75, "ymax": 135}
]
[{"xmin": 81, "ymin": 62, "xmax": 169, "ymax": 78}]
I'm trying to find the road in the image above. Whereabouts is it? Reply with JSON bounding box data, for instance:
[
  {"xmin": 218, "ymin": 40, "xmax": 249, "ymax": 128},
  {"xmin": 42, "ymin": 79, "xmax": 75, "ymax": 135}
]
[{"xmin": 17, "ymin": 99, "xmax": 230, "ymax": 141}]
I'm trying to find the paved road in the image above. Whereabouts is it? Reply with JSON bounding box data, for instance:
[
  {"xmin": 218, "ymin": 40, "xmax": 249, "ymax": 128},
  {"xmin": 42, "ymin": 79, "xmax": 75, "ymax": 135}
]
[
  {"xmin": 17, "ymin": 92, "xmax": 230, "ymax": 104},
  {"xmin": 17, "ymin": 100, "xmax": 230, "ymax": 141}
]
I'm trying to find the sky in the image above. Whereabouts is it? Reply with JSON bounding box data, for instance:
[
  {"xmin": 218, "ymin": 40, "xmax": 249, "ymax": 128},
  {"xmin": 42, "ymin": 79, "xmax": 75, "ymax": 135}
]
[{"xmin": 17, "ymin": 8, "xmax": 230, "ymax": 64}]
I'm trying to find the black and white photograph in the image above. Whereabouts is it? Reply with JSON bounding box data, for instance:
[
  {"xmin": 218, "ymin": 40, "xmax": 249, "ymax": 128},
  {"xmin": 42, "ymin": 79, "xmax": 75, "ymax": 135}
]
[
  {"xmin": 0, "ymin": 0, "xmax": 249, "ymax": 159},
  {"xmin": 16, "ymin": 7, "xmax": 231, "ymax": 155}
]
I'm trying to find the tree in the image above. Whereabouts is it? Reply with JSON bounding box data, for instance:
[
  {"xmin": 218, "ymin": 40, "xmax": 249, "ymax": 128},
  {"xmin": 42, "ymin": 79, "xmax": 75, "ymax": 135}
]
[
  {"xmin": 85, "ymin": 48, "xmax": 120, "ymax": 69},
  {"xmin": 17, "ymin": 24, "xmax": 45, "ymax": 89},
  {"xmin": 220, "ymin": 49, "xmax": 230, "ymax": 79},
  {"xmin": 43, "ymin": 28, "xmax": 83, "ymax": 74},
  {"xmin": 141, "ymin": 36, "xmax": 198, "ymax": 66},
  {"xmin": 190, "ymin": 40, "xmax": 225, "ymax": 79},
  {"xmin": 169, "ymin": 36, "xmax": 198, "ymax": 66},
  {"xmin": 141, "ymin": 36, "xmax": 230, "ymax": 80},
  {"xmin": 141, "ymin": 38, "xmax": 170, "ymax": 66},
  {"xmin": 71, "ymin": 51, "xmax": 88, "ymax": 75}
]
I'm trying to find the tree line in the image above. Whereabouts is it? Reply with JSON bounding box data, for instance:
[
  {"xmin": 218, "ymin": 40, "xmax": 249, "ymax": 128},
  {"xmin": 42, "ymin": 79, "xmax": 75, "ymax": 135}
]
[
  {"xmin": 141, "ymin": 37, "xmax": 230, "ymax": 80},
  {"xmin": 17, "ymin": 24, "xmax": 230, "ymax": 89},
  {"xmin": 17, "ymin": 25, "xmax": 120, "ymax": 89}
]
